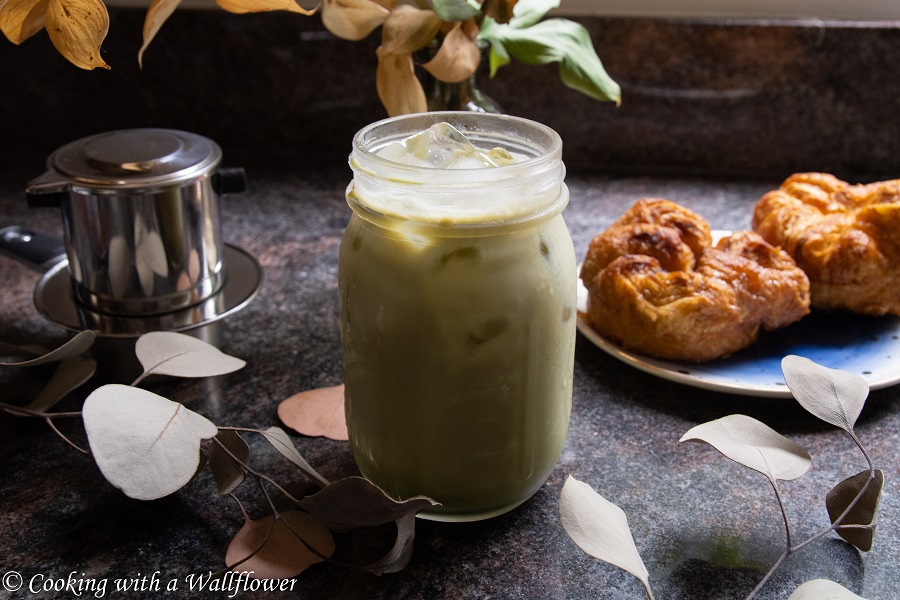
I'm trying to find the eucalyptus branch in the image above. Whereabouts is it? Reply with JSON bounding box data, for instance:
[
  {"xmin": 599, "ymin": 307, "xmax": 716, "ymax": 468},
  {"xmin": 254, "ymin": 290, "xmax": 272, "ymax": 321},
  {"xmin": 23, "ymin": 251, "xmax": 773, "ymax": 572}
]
[
  {"xmin": 44, "ymin": 417, "xmax": 89, "ymax": 454},
  {"xmin": 769, "ymin": 479, "xmax": 793, "ymax": 548},
  {"xmin": 792, "ymin": 471, "xmax": 878, "ymax": 553},
  {"xmin": 219, "ymin": 425, "xmax": 330, "ymax": 489},
  {"xmin": 265, "ymin": 503, "xmax": 337, "ymax": 566},
  {"xmin": 746, "ymin": 551, "xmax": 789, "ymax": 600},
  {"xmin": 1, "ymin": 402, "xmax": 88, "ymax": 452},
  {"xmin": 565, "ymin": 356, "xmax": 887, "ymax": 600},
  {"xmin": 847, "ymin": 430, "xmax": 874, "ymax": 471},
  {"xmin": 0, "ymin": 402, "xmax": 82, "ymax": 419},
  {"xmin": 211, "ymin": 435, "xmax": 306, "ymax": 506},
  {"xmin": 219, "ymin": 490, "xmax": 278, "ymax": 574}
]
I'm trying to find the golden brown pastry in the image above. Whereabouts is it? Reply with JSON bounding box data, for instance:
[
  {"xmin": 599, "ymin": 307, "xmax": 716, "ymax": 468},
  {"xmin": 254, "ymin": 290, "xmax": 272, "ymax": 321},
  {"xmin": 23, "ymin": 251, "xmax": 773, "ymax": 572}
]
[
  {"xmin": 581, "ymin": 199, "xmax": 810, "ymax": 362},
  {"xmin": 752, "ymin": 172, "xmax": 900, "ymax": 315}
]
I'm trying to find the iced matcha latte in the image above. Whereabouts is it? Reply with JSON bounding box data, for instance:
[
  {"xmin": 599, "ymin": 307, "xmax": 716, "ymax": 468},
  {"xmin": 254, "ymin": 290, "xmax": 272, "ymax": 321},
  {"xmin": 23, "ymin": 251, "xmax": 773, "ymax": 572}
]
[{"xmin": 339, "ymin": 113, "xmax": 576, "ymax": 521}]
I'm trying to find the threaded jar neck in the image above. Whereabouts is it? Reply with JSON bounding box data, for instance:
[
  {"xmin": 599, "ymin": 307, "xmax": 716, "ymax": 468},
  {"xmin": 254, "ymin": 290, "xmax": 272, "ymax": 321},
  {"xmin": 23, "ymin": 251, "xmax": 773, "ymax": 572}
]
[{"xmin": 348, "ymin": 112, "xmax": 567, "ymax": 233}]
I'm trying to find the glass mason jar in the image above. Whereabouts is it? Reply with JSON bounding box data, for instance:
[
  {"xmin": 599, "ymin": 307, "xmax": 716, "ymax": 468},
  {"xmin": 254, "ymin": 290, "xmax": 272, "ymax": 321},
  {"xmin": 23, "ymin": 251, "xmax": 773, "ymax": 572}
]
[{"xmin": 339, "ymin": 112, "xmax": 576, "ymax": 521}]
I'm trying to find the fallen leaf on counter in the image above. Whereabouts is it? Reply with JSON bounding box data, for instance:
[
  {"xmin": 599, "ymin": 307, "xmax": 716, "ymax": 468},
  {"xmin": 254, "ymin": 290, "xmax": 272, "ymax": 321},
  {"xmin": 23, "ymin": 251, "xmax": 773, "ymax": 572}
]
[
  {"xmin": 83, "ymin": 384, "xmax": 218, "ymax": 500},
  {"xmin": 787, "ymin": 578, "xmax": 867, "ymax": 600},
  {"xmin": 559, "ymin": 475, "xmax": 654, "ymax": 599},
  {"xmin": 225, "ymin": 511, "xmax": 335, "ymax": 579},
  {"xmin": 278, "ymin": 384, "xmax": 348, "ymax": 441}
]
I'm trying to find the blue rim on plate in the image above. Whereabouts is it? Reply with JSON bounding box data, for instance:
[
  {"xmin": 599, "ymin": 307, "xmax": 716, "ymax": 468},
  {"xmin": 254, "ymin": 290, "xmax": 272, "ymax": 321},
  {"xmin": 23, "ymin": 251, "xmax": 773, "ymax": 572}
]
[{"xmin": 576, "ymin": 256, "xmax": 900, "ymax": 398}]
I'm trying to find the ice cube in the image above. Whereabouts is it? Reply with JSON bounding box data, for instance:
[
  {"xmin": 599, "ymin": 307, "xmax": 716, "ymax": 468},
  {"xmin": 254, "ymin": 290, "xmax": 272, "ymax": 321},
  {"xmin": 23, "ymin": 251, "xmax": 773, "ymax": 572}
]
[{"xmin": 377, "ymin": 122, "xmax": 517, "ymax": 169}]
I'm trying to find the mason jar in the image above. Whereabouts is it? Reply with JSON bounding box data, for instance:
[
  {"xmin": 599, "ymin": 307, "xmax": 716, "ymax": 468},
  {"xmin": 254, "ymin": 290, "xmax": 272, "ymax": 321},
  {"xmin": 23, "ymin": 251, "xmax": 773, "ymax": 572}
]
[{"xmin": 339, "ymin": 112, "xmax": 576, "ymax": 521}]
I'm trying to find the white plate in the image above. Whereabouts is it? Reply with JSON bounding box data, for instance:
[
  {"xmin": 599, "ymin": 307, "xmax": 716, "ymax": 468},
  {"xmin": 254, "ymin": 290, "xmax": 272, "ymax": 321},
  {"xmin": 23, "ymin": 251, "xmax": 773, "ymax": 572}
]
[{"xmin": 576, "ymin": 253, "xmax": 900, "ymax": 398}]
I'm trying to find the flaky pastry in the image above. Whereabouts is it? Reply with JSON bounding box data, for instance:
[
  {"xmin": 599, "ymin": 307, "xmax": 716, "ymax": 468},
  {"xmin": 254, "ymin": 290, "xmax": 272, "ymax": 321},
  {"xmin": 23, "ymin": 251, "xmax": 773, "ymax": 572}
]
[
  {"xmin": 581, "ymin": 199, "xmax": 810, "ymax": 362},
  {"xmin": 752, "ymin": 172, "xmax": 900, "ymax": 315}
]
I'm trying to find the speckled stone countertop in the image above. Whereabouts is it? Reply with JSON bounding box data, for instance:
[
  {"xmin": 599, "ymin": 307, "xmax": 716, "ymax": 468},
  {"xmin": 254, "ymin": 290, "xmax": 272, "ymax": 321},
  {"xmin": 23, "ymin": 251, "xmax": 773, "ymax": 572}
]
[{"xmin": 0, "ymin": 162, "xmax": 897, "ymax": 600}]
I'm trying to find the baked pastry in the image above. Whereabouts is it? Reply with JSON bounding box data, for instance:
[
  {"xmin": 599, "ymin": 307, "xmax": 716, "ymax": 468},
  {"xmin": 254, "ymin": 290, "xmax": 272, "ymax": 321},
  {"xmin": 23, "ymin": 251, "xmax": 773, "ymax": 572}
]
[
  {"xmin": 752, "ymin": 172, "xmax": 900, "ymax": 315},
  {"xmin": 581, "ymin": 199, "xmax": 810, "ymax": 362}
]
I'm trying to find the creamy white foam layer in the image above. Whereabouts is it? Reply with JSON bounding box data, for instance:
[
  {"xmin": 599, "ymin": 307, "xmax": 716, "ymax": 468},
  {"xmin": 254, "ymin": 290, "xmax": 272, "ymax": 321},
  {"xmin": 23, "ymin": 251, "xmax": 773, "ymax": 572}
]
[{"xmin": 351, "ymin": 122, "xmax": 566, "ymax": 225}]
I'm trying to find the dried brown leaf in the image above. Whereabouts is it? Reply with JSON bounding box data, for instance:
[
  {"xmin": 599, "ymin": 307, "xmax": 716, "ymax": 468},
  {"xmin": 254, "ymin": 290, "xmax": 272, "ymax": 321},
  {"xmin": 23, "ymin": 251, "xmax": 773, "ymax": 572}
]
[
  {"xmin": 299, "ymin": 476, "xmax": 439, "ymax": 530},
  {"xmin": 137, "ymin": 0, "xmax": 181, "ymax": 67},
  {"xmin": 481, "ymin": 0, "xmax": 516, "ymax": 24},
  {"xmin": 45, "ymin": 0, "xmax": 109, "ymax": 70},
  {"xmin": 225, "ymin": 511, "xmax": 335, "ymax": 579},
  {"xmin": 277, "ymin": 384, "xmax": 348, "ymax": 441},
  {"xmin": 376, "ymin": 47, "xmax": 427, "ymax": 116},
  {"xmin": 826, "ymin": 469, "xmax": 884, "ymax": 552},
  {"xmin": 379, "ymin": 4, "xmax": 441, "ymax": 55},
  {"xmin": 321, "ymin": 0, "xmax": 388, "ymax": 41},
  {"xmin": 0, "ymin": 0, "xmax": 47, "ymax": 44},
  {"xmin": 422, "ymin": 22, "xmax": 480, "ymax": 83},
  {"xmin": 215, "ymin": 0, "xmax": 316, "ymax": 15}
]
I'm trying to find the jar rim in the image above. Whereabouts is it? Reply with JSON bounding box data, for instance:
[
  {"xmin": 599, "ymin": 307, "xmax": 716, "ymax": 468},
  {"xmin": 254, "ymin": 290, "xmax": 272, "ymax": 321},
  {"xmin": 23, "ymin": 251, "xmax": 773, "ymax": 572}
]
[
  {"xmin": 348, "ymin": 112, "xmax": 567, "ymax": 227},
  {"xmin": 352, "ymin": 111, "xmax": 562, "ymax": 178}
]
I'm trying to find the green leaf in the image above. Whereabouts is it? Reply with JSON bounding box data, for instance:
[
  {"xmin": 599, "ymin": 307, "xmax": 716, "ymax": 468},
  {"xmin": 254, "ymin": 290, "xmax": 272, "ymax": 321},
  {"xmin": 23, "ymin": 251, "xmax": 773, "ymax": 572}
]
[
  {"xmin": 430, "ymin": 0, "xmax": 480, "ymax": 22},
  {"xmin": 680, "ymin": 414, "xmax": 811, "ymax": 484},
  {"xmin": 826, "ymin": 469, "xmax": 884, "ymax": 552},
  {"xmin": 207, "ymin": 430, "xmax": 250, "ymax": 495},
  {"xmin": 82, "ymin": 384, "xmax": 218, "ymax": 500},
  {"xmin": 787, "ymin": 579, "xmax": 867, "ymax": 600},
  {"xmin": 485, "ymin": 37, "xmax": 510, "ymax": 77},
  {"xmin": 478, "ymin": 18, "xmax": 620, "ymax": 103},
  {"xmin": 782, "ymin": 355, "xmax": 869, "ymax": 435},
  {"xmin": 559, "ymin": 476, "xmax": 653, "ymax": 599},
  {"xmin": 508, "ymin": 0, "xmax": 559, "ymax": 29}
]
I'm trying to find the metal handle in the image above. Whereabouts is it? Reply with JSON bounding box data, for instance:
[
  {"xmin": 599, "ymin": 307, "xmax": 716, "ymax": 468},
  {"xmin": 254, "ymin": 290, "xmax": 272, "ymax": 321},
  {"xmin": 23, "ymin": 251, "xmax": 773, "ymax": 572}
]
[
  {"xmin": 212, "ymin": 167, "xmax": 247, "ymax": 195},
  {"xmin": 0, "ymin": 226, "xmax": 67, "ymax": 272}
]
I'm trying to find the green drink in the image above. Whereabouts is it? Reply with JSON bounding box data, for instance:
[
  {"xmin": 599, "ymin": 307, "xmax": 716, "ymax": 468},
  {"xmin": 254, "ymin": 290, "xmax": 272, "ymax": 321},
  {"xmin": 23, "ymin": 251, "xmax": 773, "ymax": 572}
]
[{"xmin": 339, "ymin": 113, "xmax": 576, "ymax": 521}]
